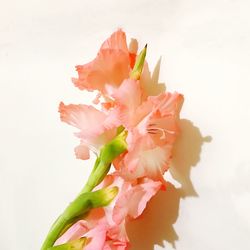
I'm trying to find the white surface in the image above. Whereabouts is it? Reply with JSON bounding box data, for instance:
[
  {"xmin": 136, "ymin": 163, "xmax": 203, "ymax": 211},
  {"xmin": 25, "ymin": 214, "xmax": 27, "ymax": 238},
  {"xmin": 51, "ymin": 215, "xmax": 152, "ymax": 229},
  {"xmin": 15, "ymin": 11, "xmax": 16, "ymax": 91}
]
[{"xmin": 1, "ymin": 0, "xmax": 250, "ymax": 249}]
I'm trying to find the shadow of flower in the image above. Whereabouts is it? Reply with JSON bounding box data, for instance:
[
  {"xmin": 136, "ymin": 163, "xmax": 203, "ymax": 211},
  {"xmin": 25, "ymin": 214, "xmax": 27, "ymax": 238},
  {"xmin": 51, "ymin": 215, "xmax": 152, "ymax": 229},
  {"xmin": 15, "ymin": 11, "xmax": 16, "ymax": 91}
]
[
  {"xmin": 140, "ymin": 57, "xmax": 166, "ymax": 97},
  {"xmin": 171, "ymin": 119, "xmax": 212, "ymax": 197},
  {"xmin": 126, "ymin": 118, "xmax": 211, "ymax": 250},
  {"xmin": 127, "ymin": 183, "xmax": 180, "ymax": 250}
]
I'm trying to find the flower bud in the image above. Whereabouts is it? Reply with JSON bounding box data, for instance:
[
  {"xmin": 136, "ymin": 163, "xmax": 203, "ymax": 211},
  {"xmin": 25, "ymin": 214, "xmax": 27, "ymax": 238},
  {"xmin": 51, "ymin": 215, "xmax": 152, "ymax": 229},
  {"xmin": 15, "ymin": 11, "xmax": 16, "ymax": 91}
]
[
  {"xmin": 47, "ymin": 237, "xmax": 87, "ymax": 249},
  {"xmin": 130, "ymin": 44, "xmax": 147, "ymax": 80}
]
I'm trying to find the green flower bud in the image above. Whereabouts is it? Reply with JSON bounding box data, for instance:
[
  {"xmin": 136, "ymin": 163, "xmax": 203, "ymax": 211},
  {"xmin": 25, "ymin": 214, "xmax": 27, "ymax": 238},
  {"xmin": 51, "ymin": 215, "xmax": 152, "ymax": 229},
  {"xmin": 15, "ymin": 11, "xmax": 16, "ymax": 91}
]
[
  {"xmin": 47, "ymin": 237, "xmax": 87, "ymax": 250},
  {"xmin": 130, "ymin": 44, "xmax": 147, "ymax": 80}
]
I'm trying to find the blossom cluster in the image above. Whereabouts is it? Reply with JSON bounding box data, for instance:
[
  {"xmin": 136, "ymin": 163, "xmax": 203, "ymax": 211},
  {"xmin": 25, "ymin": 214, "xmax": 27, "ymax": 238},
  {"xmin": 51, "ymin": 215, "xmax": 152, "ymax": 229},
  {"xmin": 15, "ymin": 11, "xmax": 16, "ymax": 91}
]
[{"xmin": 54, "ymin": 30, "xmax": 183, "ymax": 250}]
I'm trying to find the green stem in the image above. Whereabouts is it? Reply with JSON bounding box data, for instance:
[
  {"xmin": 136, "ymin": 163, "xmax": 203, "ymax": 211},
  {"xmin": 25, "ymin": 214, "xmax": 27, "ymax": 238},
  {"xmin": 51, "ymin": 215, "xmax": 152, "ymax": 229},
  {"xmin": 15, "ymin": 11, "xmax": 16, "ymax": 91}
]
[
  {"xmin": 41, "ymin": 131, "xmax": 127, "ymax": 250},
  {"xmin": 41, "ymin": 42, "xmax": 148, "ymax": 249},
  {"xmin": 41, "ymin": 187, "xmax": 118, "ymax": 250},
  {"xmin": 41, "ymin": 215, "xmax": 69, "ymax": 250}
]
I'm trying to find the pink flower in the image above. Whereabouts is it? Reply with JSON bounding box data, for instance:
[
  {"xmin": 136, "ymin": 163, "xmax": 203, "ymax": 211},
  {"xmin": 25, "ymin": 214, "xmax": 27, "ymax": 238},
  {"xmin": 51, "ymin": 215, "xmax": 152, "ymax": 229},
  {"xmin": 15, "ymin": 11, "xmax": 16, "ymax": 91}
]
[
  {"xmin": 55, "ymin": 175, "xmax": 161, "ymax": 250},
  {"xmin": 111, "ymin": 79, "xmax": 184, "ymax": 181},
  {"xmin": 72, "ymin": 29, "xmax": 137, "ymax": 98},
  {"xmin": 55, "ymin": 208, "xmax": 128, "ymax": 250},
  {"xmin": 43, "ymin": 29, "xmax": 185, "ymax": 250},
  {"xmin": 59, "ymin": 102, "xmax": 120, "ymax": 159},
  {"xmin": 96, "ymin": 174, "xmax": 162, "ymax": 225}
]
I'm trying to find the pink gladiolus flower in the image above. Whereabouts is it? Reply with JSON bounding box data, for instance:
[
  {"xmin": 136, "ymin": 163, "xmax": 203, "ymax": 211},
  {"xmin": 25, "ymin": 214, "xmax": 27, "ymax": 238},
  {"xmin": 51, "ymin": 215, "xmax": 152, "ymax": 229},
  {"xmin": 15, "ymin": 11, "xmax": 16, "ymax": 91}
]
[
  {"xmin": 59, "ymin": 102, "xmax": 121, "ymax": 159},
  {"xmin": 95, "ymin": 174, "xmax": 162, "ymax": 224},
  {"xmin": 41, "ymin": 29, "xmax": 184, "ymax": 250},
  {"xmin": 111, "ymin": 79, "xmax": 184, "ymax": 181},
  {"xmin": 59, "ymin": 29, "xmax": 184, "ymax": 183},
  {"xmin": 55, "ymin": 208, "xmax": 128, "ymax": 250},
  {"xmin": 72, "ymin": 29, "xmax": 137, "ymax": 98},
  {"xmin": 55, "ymin": 175, "xmax": 161, "ymax": 250}
]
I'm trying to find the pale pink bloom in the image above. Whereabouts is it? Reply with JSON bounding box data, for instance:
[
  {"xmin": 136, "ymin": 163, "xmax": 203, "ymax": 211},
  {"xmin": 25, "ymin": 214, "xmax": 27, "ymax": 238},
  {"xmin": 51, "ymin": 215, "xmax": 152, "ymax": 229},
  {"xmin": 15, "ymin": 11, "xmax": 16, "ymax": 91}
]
[
  {"xmin": 111, "ymin": 79, "xmax": 184, "ymax": 181},
  {"xmin": 95, "ymin": 174, "xmax": 162, "ymax": 225},
  {"xmin": 55, "ymin": 175, "xmax": 161, "ymax": 250},
  {"xmin": 59, "ymin": 102, "xmax": 120, "ymax": 159},
  {"xmin": 55, "ymin": 208, "xmax": 128, "ymax": 250},
  {"xmin": 112, "ymin": 177, "xmax": 162, "ymax": 224},
  {"xmin": 72, "ymin": 29, "xmax": 137, "ymax": 98}
]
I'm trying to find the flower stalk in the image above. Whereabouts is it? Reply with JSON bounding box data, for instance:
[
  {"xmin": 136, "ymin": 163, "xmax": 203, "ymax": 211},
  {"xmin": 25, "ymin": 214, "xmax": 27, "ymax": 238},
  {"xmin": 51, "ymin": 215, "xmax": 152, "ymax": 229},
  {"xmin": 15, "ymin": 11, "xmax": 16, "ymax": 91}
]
[
  {"xmin": 41, "ymin": 42, "xmax": 147, "ymax": 250},
  {"xmin": 41, "ymin": 187, "xmax": 118, "ymax": 250}
]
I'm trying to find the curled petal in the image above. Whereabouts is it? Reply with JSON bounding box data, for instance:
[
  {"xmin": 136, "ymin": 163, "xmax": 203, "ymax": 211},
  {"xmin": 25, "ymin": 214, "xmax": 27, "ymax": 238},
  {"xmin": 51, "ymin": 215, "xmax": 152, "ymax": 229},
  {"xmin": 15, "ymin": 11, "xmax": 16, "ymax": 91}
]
[
  {"xmin": 85, "ymin": 224, "xmax": 108, "ymax": 250},
  {"xmin": 114, "ymin": 92, "xmax": 184, "ymax": 181},
  {"xmin": 74, "ymin": 143, "xmax": 90, "ymax": 160},
  {"xmin": 55, "ymin": 220, "xmax": 88, "ymax": 245},
  {"xmin": 100, "ymin": 29, "xmax": 128, "ymax": 52},
  {"xmin": 113, "ymin": 178, "xmax": 161, "ymax": 224},
  {"xmin": 72, "ymin": 30, "xmax": 135, "ymax": 96},
  {"xmin": 73, "ymin": 50, "xmax": 130, "ymax": 93},
  {"xmin": 59, "ymin": 102, "xmax": 119, "ymax": 157},
  {"xmin": 59, "ymin": 102, "xmax": 107, "ymax": 137}
]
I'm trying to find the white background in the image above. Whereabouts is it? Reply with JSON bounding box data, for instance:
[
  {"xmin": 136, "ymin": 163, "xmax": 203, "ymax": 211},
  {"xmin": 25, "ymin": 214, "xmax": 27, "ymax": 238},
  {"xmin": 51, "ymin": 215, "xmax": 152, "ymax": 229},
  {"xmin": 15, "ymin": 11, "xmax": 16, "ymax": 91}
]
[{"xmin": 1, "ymin": 0, "xmax": 250, "ymax": 249}]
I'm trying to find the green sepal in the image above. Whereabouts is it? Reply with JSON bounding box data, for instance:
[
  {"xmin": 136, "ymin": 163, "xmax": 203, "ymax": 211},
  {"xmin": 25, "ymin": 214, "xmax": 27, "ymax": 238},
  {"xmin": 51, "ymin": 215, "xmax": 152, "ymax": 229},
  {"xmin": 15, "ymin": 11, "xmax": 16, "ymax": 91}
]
[
  {"xmin": 64, "ymin": 186, "xmax": 118, "ymax": 221},
  {"xmin": 47, "ymin": 237, "xmax": 87, "ymax": 250}
]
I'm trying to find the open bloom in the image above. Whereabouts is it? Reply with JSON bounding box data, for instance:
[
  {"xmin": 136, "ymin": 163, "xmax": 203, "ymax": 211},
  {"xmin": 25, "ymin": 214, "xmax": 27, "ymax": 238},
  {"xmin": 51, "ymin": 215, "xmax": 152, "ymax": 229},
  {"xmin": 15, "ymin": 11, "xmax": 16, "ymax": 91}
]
[
  {"xmin": 55, "ymin": 208, "xmax": 128, "ymax": 250},
  {"xmin": 59, "ymin": 102, "xmax": 121, "ymax": 159},
  {"xmin": 72, "ymin": 29, "xmax": 137, "ymax": 99},
  {"xmin": 55, "ymin": 174, "xmax": 162, "ymax": 250},
  {"xmin": 60, "ymin": 69, "xmax": 183, "ymax": 183},
  {"xmin": 111, "ymin": 79, "xmax": 184, "ymax": 181},
  {"xmin": 42, "ymin": 29, "xmax": 184, "ymax": 250}
]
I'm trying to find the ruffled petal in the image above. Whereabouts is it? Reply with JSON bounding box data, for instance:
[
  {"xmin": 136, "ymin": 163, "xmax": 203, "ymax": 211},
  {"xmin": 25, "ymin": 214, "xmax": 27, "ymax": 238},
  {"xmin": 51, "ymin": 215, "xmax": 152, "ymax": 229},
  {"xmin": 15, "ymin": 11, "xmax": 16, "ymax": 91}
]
[
  {"xmin": 114, "ymin": 92, "xmax": 184, "ymax": 180},
  {"xmin": 72, "ymin": 30, "xmax": 133, "ymax": 95},
  {"xmin": 112, "ymin": 79, "xmax": 142, "ymax": 128},
  {"xmin": 59, "ymin": 102, "xmax": 107, "ymax": 137},
  {"xmin": 54, "ymin": 220, "xmax": 88, "ymax": 245},
  {"xmin": 113, "ymin": 178, "xmax": 161, "ymax": 224},
  {"xmin": 100, "ymin": 29, "xmax": 128, "ymax": 52},
  {"xmin": 85, "ymin": 224, "xmax": 107, "ymax": 250},
  {"xmin": 59, "ymin": 102, "xmax": 119, "ymax": 157}
]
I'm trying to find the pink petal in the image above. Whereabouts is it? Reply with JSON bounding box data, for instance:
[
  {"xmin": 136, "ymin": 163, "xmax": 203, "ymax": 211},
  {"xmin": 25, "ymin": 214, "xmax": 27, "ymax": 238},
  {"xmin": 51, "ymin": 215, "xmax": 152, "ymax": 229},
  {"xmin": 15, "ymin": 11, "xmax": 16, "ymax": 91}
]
[
  {"xmin": 59, "ymin": 102, "xmax": 107, "ymax": 137},
  {"xmin": 100, "ymin": 29, "xmax": 128, "ymax": 52},
  {"xmin": 84, "ymin": 224, "xmax": 107, "ymax": 250},
  {"xmin": 72, "ymin": 30, "xmax": 132, "ymax": 95},
  {"xmin": 114, "ymin": 92, "xmax": 184, "ymax": 181},
  {"xmin": 59, "ymin": 102, "xmax": 119, "ymax": 157},
  {"xmin": 103, "ymin": 240, "xmax": 129, "ymax": 250},
  {"xmin": 113, "ymin": 178, "xmax": 161, "ymax": 224},
  {"xmin": 74, "ymin": 143, "xmax": 90, "ymax": 160},
  {"xmin": 55, "ymin": 220, "xmax": 88, "ymax": 245}
]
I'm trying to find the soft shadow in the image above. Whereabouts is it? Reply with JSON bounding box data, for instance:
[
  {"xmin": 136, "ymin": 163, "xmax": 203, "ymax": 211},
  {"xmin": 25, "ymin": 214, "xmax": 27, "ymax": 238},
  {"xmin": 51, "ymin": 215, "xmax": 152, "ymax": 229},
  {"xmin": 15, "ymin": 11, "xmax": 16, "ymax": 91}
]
[
  {"xmin": 171, "ymin": 119, "xmax": 212, "ymax": 197},
  {"xmin": 127, "ymin": 183, "xmax": 180, "ymax": 250},
  {"xmin": 126, "ymin": 58, "xmax": 212, "ymax": 249},
  {"xmin": 140, "ymin": 58, "xmax": 166, "ymax": 97},
  {"xmin": 127, "ymin": 118, "xmax": 211, "ymax": 250}
]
